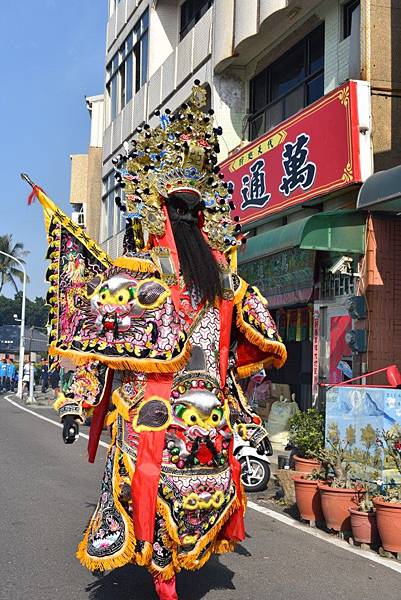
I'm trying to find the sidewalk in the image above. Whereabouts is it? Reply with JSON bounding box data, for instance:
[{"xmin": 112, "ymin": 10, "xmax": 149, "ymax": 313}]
[{"xmin": 16, "ymin": 389, "xmax": 55, "ymax": 407}]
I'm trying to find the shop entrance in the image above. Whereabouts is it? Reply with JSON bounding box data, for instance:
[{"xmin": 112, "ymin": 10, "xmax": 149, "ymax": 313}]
[
  {"xmin": 315, "ymin": 302, "xmax": 353, "ymax": 396},
  {"xmin": 270, "ymin": 305, "xmax": 313, "ymax": 411}
]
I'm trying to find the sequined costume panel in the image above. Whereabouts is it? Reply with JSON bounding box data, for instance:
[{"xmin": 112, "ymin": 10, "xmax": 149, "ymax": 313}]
[{"xmin": 77, "ymin": 306, "xmax": 241, "ymax": 578}]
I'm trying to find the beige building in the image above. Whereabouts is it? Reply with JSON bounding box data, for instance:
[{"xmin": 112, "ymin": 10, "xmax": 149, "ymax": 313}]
[{"xmin": 69, "ymin": 94, "xmax": 104, "ymax": 243}]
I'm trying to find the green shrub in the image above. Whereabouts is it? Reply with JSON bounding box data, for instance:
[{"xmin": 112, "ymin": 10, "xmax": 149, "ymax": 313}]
[{"xmin": 288, "ymin": 408, "xmax": 324, "ymax": 459}]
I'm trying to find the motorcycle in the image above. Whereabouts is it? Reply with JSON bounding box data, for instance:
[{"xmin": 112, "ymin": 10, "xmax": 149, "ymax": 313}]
[{"xmin": 233, "ymin": 423, "xmax": 273, "ymax": 492}]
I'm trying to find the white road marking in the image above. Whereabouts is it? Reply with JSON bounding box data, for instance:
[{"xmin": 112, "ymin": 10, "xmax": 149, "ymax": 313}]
[
  {"xmin": 5, "ymin": 394, "xmax": 401, "ymax": 575},
  {"xmin": 248, "ymin": 500, "xmax": 401, "ymax": 575}
]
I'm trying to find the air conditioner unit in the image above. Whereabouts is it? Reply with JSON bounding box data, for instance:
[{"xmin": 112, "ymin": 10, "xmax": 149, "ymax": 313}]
[
  {"xmin": 347, "ymin": 296, "xmax": 367, "ymax": 320},
  {"xmin": 345, "ymin": 329, "xmax": 367, "ymax": 353}
]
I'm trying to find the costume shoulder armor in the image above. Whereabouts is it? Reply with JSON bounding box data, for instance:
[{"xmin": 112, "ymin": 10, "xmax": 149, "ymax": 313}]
[{"xmin": 234, "ymin": 278, "xmax": 287, "ymax": 377}]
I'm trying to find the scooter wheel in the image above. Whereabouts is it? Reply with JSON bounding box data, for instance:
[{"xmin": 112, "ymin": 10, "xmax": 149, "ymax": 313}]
[{"xmin": 239, "ymin": 457, "xmax": 270, "ymax": 493}]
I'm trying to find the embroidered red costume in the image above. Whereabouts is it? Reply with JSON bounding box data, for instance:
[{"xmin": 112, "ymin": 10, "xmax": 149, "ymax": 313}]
[{"xmin": 27, "ymin": 83, "xmax": 286, "ymax": 600}]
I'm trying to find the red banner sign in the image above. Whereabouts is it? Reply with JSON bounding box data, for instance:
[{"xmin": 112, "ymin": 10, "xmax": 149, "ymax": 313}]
[
  {"xmin": 220, "ymin": 82, "xmax": 362, "ymax": 225},
  {"xmin": 312, "ymin": 309, "xmax": 320, "ymax": 403}
]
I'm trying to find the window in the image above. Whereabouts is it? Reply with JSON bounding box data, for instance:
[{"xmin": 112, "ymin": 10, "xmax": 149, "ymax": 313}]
[
  {"xmin": 343, "ymin": 0, "xmax": 360, "ymax": 39},
  {"xmin": 71, "ymin": 204, "xmax": 85, "ymax": 228},
  {"xmin": 106, "ymin": 9, "xmax": 149, "ymax": 123},
  {"xmin": 101, "ymin": 174, "xmax": 121, "ymax": 242},
  {"xmin": 249, "ymin": 24, "xmax": 325, "ymax": 141},
  {"xmin": 109, "ymin": 0, "xmax": 123, "ymax": 17},
  {"xmin": 180, "ymin": 0, "xmax": 213, "ymax": 41},
  {"xmin": 107, "ymin": 55, "xmax": 119, "ymax": 121}
]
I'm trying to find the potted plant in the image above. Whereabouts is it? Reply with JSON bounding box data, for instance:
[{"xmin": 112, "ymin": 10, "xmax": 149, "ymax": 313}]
[
  {"xmin": 349, "ymin": 484, "xmax": 380, "ymax": 546},
  {"xmin": 317, "ymin": 424, "xmax": 364, "ymax": 532},
  {"xmin": 293, "ymin": 468, "xmax": 326, "ymax": 524},
  {"xmin": 287, "ymin": 408, "xmax": 324, "ymax": 474},
  {"xmin": 373, "ymin": 426, "xmax": 401, "ymax": 553}
]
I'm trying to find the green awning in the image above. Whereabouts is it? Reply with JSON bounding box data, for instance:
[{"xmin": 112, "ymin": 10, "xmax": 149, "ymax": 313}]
[
  {"xmin": 357, "ymin": 164, "xmax": 401, "ymax": 212},
  {"xmin": 239, "ymin": 211, "xmax": 366, "ymax": 263}
]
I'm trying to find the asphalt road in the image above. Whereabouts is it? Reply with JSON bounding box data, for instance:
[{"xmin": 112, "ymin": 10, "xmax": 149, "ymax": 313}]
[{"xmin": 1, "ymin": 395, "xmax": 400, "ymax": 600}]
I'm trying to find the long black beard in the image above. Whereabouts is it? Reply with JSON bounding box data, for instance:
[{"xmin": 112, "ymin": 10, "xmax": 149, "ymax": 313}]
[{"xmin": 171, "ymin": 220, "xmax": 223, "ymax": 303}]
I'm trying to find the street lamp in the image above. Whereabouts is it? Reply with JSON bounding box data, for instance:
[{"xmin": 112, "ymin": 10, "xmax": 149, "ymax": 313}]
[{"xmin": 0, "ymin": 251, "xmax": 27, "ymax": 398}]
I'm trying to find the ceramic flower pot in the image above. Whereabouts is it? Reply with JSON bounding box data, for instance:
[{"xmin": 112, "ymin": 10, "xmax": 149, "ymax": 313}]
[
  {"xmin": 349, "ymin": 508, "xmax": 379, "ymax": 545},
  {"xmin": 318, "ymin": 483, "xmax": 360, "ymax": 532},
  {"xmin": 373, "ymin": 497, "xmax": 401, "ymax": 553},
  {"xmin": 292, "ymin": 475, "xmax": 324, "ymax": 522},
  {"xmin": 293, "ymin": 455, "xmax": 321, "ymax": 474}
]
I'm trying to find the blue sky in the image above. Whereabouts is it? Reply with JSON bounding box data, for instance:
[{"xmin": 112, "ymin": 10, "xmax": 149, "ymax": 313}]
[{"xmin": 0, "ymin": 0, "xmax": 107, "ymax": 299}]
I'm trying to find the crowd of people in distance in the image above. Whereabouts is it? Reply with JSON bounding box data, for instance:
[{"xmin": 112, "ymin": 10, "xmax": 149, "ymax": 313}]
[
  {"xmin": 0, "ymin": 356, "xmax": 17, "ymax": 392},
  {"xmin": 0, "ymin": 355, "xmax": 61, "ymax": 398}
]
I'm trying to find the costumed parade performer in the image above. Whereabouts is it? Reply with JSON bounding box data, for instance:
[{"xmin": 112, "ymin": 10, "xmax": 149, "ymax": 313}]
[{"xmin": 24, "ymin": 82, "xmax": 286, "ymax": 600}]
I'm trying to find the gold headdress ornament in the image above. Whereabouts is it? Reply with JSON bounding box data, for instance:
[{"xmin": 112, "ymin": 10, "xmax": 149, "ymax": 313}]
[{"xmin": 114, "ymin": 81, "xmax": 243, "ymax": 252}]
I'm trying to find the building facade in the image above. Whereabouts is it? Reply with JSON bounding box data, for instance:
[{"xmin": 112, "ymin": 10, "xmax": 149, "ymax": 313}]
[
  {"xmin": 100, "ymin": 0, "xmax": 401, "ymax": 409},
  {"xmin": 69, "ymin": 94, "xmax": 104, "ymax": 243}
]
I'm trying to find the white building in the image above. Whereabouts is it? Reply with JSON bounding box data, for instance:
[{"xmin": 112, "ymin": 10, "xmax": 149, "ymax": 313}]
[{"xmin": 101, "ymin": 0, "xmax": 362, "ymax": 253}]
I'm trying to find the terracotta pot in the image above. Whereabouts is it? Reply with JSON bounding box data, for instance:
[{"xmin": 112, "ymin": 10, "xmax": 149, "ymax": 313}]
[
  {"xmin": 373, "ymin": 497, "xmax": 401, "ymax": 553},
  {"xmin": 318, "ymin": 482, "xmax": 360, "ymax": 531},
  {"xmin": 293, "ymin": 475, "xmax": 324, "ymax": 522},
  {"xmin": 294, "ymin": 455, "xmax": 321, "ymax": 474},
  {"xmin": 349, "ymin": 508, "xmax": 379, "ymax": 545}
]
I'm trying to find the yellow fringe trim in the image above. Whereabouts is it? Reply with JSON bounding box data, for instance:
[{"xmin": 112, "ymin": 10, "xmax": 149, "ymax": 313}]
[
  {"xmin": 75, "ymin": 427, "xmax": 245, "ymax": 579},
  {"xmin": 148, "ymin": 560, "xmax": 179, "ymax": 581},
  {"xmin": 236, "ymin": 357, "xmax": 275, "ymax": 378},
  {"xmin": 233, "ymin": 276, "xmax": 248, "ymax": 304},
  {"xmin": 133, "ymin": 541, "xmax": 153, "ymax": 566},
  {"xmin": 157, "ymin": 491, "xmax": 242, "ymax": 575},
  {"xmin": 48, "ymin": 341, "xmax": 192, "ymax": 373},
  {"xmin": 105, "ymin": 409, "xmax": 118, "ymax": 427},
  {"xmin": 235, "ymin": 306, "xmax": 287, "ymax": 369},
  {"xmin": 76, "ymin": 447, "xmax": 136, "ymax": 572},
  {"xmin": 227, "ymin": 247, "xmax": 238, "ymax": 273},
  {"xmin": 122, "ymin": 453, "xmax": 135, "ymax": 479},
  {"xmin": 52, "ymin": 392, "xmax": 67, "ymax": 411},
  {"xmin": 112, "ymin": 389, "xmax": 131, "ymax": 422},
  {"xmin": 214, "ymin": 539, "xmax": 236, "ymax": 554},
  {"xmin": 112, "ymin": 255, "xmax": 157, "ymax": 272},
  {"xmin": 36, "ymin": 187, "xmax": 112, "ymax": 268},
  {"xmin": 232, "ymin": 276, "xmax": 287, "ymax": 369}
]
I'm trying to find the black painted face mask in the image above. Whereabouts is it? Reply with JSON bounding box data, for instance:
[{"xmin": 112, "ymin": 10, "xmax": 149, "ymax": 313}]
[{"xmin": 167, "ymin": 192, "xmax": 222, "ymax": 303}]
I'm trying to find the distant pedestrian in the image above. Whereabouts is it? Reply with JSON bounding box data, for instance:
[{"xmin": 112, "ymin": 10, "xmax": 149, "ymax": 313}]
[
  {"xmin": 0, "ymin": 358, "xmax": 7, "ymax": 392},
  {"xmin": 6, "ymin": 358, "xmax": 16, "ymax": 392},
  {"xmin": 22, "ymin": 359, "xmax": 30, "ymax": 396},
  {"xmin": 40, "ymin": 357, "xmax": 49, "ymax": 393},
  {"xmin": 50, "ymin": 360, "xmax": 61, "ymax": 399}
]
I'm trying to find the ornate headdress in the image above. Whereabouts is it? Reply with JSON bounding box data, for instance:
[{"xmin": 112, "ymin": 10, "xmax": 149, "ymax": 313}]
[{"xmin": 114, "ymin": 81, "xmax": 242, "ymax": 252}]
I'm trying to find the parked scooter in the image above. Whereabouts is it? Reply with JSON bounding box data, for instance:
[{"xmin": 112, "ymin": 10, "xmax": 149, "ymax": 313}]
[{"xmin": 233, "ymin": 423, "xmax": 273, "ymax": 492}]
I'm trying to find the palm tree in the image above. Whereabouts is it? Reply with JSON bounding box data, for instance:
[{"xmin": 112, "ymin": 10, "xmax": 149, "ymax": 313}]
[{"xmin": 0, "ymin": 235, "xmax": 30, "ymax": 293}]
